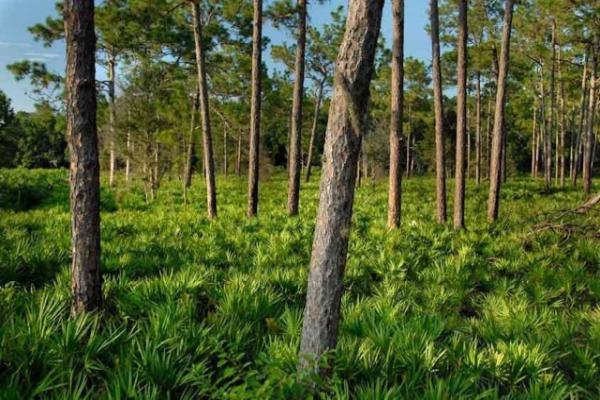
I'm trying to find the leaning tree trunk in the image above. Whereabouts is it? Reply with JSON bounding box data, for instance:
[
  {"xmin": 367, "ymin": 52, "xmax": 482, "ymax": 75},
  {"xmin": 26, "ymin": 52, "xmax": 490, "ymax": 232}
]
[
  {"xmin": 487, "ymin": 0, "xmax": 514, "ymax": 222},
  {"xmin": 306, "ymin": 82, "xmax": 324, "ymax": 182},
  {"xmin": 453, "ymin": 0, "xmax": 467, "ymax": 230},
  {"xmin": 583, "ymin": 46, "xmax": 597, "ymax": 194},
  {"xmin": 387, "ymin": 0, "xmax": 404, "ymax": 229},
  {"xmin": 191, "ymin": 0, "xmax": 217, "ymax": 219},
  {"xmin": 573, "ymin": 50, "xmax": 589, "ymax": 186},
  {"xmin": 475, "ymin": 71, "xmax": 482, "ymax": 184},
  {"xmin": 247, "ymin": 0, "xmax": 262, "ymax": 217},
  {"xmin": 64, "ymin": 0, "xmax": 102, "ymax": 314},
  {"xmin": 287, "ymin": 0, "xmax": 307, "ymax": 215},
  {"xmin": 430, "ymin": 0, "xmax": 447, "ymax": 223},
  {"xmin": 298, "ymin": 0, "xmax": 384, "ymax": 380}
]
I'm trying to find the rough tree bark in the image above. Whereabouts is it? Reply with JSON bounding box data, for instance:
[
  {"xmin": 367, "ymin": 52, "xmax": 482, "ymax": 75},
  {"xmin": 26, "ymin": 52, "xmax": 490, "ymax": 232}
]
[
  {"xmin": 298, "ymin": 0, "xmax": 384, "ymax": 379},
  {"xmin": 583, "ymin": 45, "xmax": 597, "ymax": 194},
  {"xmin": 387, "ymin": 0, "xmax": 404, "ymax": 229},
  {"xmin": 558, "ymin": 47, "xmax": 566, "ymax": 186},
  {"xmin": 64, "ymin": 0, "xmax": 102, "ymax": 313},
  {"xmin": 305, "ymin": 82, "xmax": 324, "ymax": 182},
  {"xmin": 287, "ymin": 0, "xmax": 307, "ymax": 215},
  {"xmin": 487, "ymin": 0, "xmax": 514, "ymax": 222},
  {"xmin": 247, "ymin": 0, "xmax": 262, "ymax": 217},
  {"xmin": 430, "ymin": 0, "xmax": 447, "ymax": 223},
  {"xmin": 191, "ymin": 0, "xmax": 217, "ymax": 219},
  {"xmin": 453, "ymin": 0, "xmax": 467, "ymax": 230}
]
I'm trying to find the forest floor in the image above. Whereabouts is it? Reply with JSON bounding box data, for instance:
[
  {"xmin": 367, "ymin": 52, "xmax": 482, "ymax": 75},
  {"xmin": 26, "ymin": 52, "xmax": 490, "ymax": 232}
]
[{"xmin": 0, "ymin": 168, "xmax": 599, "ymax": 399}]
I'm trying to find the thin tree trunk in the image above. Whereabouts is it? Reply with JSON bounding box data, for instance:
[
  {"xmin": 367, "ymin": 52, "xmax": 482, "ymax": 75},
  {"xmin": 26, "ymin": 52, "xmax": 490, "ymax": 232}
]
[
  {"xmin": 486, "ymin": 95, "xmax": 492, "ymax": 179},
  {"xmin": 108, "ymin": 54, "xmax": 116, "ymax": 187},
  {"xmin": 287, "ymin": 0, "xmax": 307, "ymax": 215},
  {"xmin": 430, "ymin": 0, "xmax": 446, "ymax": 223},
  {"xmin": 531, "ymin": 100, "xmax": 537, "ymax": 178},
  {"xmin": 453, "ymin": 0, "xmax": 467, "ymax": 229},
  {"xmin": 558, "ymin": 47, "xmax": 566, "ymax": 186},
  {"xmin": 236, "ymin": 130, "xmax": 242, "ymax": 176},
  {"xmin": 410, "ymin": 134, "xmax": 416, "ymax": 176},
  {"xmin": 247, "ymin": 0, "xmax": 262, "ymax": 217},
  {"xmin": 223, "ymin": 122, "xmax": 228, "ymax": 176},
  {"xmin": 185, "ymin": 89, "xmax": 199, "ymax": 188},
  {"xmin": 551, "ymin": 19, "xmax": 558, "ymax": 185},
  {"xmin": 298, "ymin": 0, "xmax": 384, "ymax": 379},
  {"xmin": 573, "ymin": 51, "xmax": 588, "ymax": 186},
  {"xmin": 306, "ymin": 82, "xmax": 324, "ymax": 182},
  {"xmin": 191, "ymin": 1, "xmax": 217, "ymax": 219},
  {"xmin": 541, "ymin": 64, "xmax": 552, "ymax": 188},
  {"xmin": 387, "ymin": 0, "xmax": 404, "ymax": 229},
  {"xmin": 64, "ymin": 0, "xmax": 101, "ymax": 314},
  {"xmin": 583, "ymin": 46, "xmax": 597, "ymax": 194},
  {"xmin": 487, "ymin": 0, "xmax": 514, "ymax": 222},
  {"xmin": 475, "ymin": 71, "xmax": 481, "ymax": 184}
]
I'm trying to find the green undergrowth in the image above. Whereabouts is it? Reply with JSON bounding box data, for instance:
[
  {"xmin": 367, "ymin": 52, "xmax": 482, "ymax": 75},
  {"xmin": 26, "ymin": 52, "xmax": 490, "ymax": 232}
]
[{"xmin": 0, "ymin": 168, "xmax": 599, "ymax": 399}]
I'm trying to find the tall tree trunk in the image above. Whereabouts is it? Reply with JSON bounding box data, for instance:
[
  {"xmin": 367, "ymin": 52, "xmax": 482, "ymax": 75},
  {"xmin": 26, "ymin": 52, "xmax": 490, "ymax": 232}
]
[
  {"xmin": 191, "ymin": 1, "xmax": 217, "ymax": 219},
  {"xmin": 573, "ymin": 51, "xmax": 589, "ymax": 186},
  {"xmin": 583, "ymin": 46, "xmax": 597, "ymax": 194},
  {"xmin": 453, "ymin": 0, "xmax": 467, "ymax": 229},
  {"xmin": 387, "ymin": 0, "xmax": 404, "ymax": 229},
  {"xmin": 125, "ymin": 110, "xmax": 131, "ymax": 183},
  {"xmin": 430, "ymin": 0, "xmax": 447, "ymax": 223},
  {"xmin": 410, "ymin": 134, "xmax": 416, "ymax": 176},
  {"xmin": 64, "ymin": 0, "xmax": 102, "ymax": 313},
  {"xmin": 486, "ymin": 95, "xmax": 492, "ymax": 179},
  {"xmin": 236, "ymin": 130, "xmax": 242, "ymax": 176},
  {"xmin": 108, "ymin": 54, "xmax": 116, "ymax": 187},
  {"xmin": 247, "ymin": 0, "xmax": 262, "ymax": 217},
  {"xmin": 298, "ymin": 0, "xmax": 384, "ymax": 379},
  {"xmin": 287, "ymin": 0, "xmax": 307, "ymax": 215},
  {"xmin": 223, "ymin": 122, "xmax": 228, "ymax": 176},
  {"xmin": 184, "ymin": 89, "xmax": 199, "ymax": 188},
  {"xmin": 475, "ymin": 71, "xmax": 482, "ymax": 184},
  {"xmin": 487, "ymin": 0, "xmax": 514, "ymax": 222},
  {"xmin": 541, "ymin": 64, "xmax": 552, "ymax": 188},
  {"xmin": 306, "ymin": 82, "xmax": 324, "ymax": 182},
  {"xmin": 558, "ymin": 47, "xmax": 566, "ymax": 186},
  {"xmin": 531, "ymin": 100, "xmax": 537, "ymax": 178},
  {"xmin": 551, "ymin": 19, "xmax": 558, "ymax": 185}
]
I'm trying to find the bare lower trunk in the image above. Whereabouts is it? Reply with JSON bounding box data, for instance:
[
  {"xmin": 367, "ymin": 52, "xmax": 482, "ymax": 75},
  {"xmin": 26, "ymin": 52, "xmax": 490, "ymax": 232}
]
[
  {"xmin": 64, "ymin": 0, "xmax": 102, "ymax": 313},
  {"xmin": 306, "ymin": 83, "xmax": 324, "ymax": 182},
  {"xmin": 287, "ymin": 0, "xmax": 307, "ymax": 215},
  {"xmin": 558, "ymin": 47, "xmax": 566, "ymax": 186},
  {"xmin": 573, "ymin": 51, "xmax": 589, "ymax": 186},
  {"xmin": 236, "ymin": 130, "xmax": 242, "ymax": 176},
  {"xmin": 430, "ymin": 0, "xmax": 446, "ymax": 223},
  {"xmin": 223, "ymin": 123, "xmax": 228, "ymax": 176},
  {"xmin": 531, "ymin": 101, "xmax": 537, "ymax": 178},
  {"xmin": 185, "ymin": 90, "xmax": 199, "ymax": 188},
  {"xmin": 298, "ymin": 0, "xmax": 383, "ymax": 379},
  {"xmin": 453, "ymin": 0, "xmax": 467, "ymax": 230},
  {"xmin": 486, "ymin": 95, "xmax": 492, "ymax": 179},
  {"xmin": 108, "ymin": 55, "xmax": 116, "ymax": 187},
  {"xmin": 387, "ymin": 0, "xmax": 404, "ymax": 229},
  {"xmin": 125, "ymin": 129, "xmax": 131, "ymax": 183},
  {"xmin": 583, "ymin": 46, "xmax": 597, "ymax": 194},
  {"xmin": 247, "ymin": 0, "xmax": 262, "ymax": 217},
  {"xmin": 475, "ymin": 72, "xmax": 481, "ymax": 184},
  {"xmin": 487, "ymin": 0, "xmax": 514, "ymax": 222},
  {"xmin": 191, "ymin": 1, "xmax": 217, "ymax": 219}
]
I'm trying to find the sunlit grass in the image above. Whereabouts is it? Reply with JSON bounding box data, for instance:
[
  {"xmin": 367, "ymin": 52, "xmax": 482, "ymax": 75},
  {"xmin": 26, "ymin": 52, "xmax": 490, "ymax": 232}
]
[{"xmin": 0, "ymin": 168, "xmax": 599, "ymax": 398}]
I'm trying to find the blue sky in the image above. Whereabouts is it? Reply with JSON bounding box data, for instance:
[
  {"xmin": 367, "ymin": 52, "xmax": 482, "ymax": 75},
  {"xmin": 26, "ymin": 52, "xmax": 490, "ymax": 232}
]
[{"xmin": 0, "ymin": 0, "xmax": 431, "ymax": 112}]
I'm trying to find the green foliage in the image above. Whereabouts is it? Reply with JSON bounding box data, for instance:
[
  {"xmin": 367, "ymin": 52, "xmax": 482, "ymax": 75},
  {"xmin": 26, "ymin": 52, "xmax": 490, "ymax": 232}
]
[{"xmin": 1, "ymin": 169, "xmax": 599, "ymax": 398}]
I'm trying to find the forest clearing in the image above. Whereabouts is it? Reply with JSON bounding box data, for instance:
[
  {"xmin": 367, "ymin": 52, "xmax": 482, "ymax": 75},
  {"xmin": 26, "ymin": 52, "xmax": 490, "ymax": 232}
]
[{"xmin": 0, "ymin": 0, "xmax": 599, "ymax": 397}]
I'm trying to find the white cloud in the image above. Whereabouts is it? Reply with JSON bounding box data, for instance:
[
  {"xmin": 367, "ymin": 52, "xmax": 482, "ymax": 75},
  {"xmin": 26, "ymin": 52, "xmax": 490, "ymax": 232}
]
[
  {"xmin": 0, "ymin": 41, "xmax": 32, "ymax": 48},
  {"xmin": 23, "ymin": 52, "xmax": 59, "ymax": 59}
]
